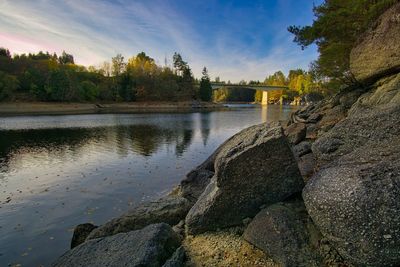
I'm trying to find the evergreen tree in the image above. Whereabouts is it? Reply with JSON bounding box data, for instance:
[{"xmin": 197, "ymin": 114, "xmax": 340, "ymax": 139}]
[
  {"xmin": 172, "ymin": 52, "xmax": 187, "ymax": 76},
  {"xmin": 199, "ymin": 67, "xmax": 212, "ymax": 101}
]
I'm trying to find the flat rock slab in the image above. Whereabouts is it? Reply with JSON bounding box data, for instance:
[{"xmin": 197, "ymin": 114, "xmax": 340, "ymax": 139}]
[
  {"xmin": 52, "ymin": 223, "xmax": 181, "ymax": 267},
  {"xmin": 88, "ymin": 196, "xmax": 191, "ymax": 239},
  {"xmin": 185, "ymin": 122, "xmax": 304, "ymax": 234},
  {"xmin": 243, "ymin": 200, "xmax": 322, "ymax": 267},
  {"xmin": 350, "ymin": 2, "xmax": 400, "ymax": 83}
]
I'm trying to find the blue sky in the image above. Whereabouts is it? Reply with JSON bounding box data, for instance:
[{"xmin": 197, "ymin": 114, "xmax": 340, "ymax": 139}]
[{"xmin": 0, "ymin": 0, "xmax": 322, "ymax": 82}]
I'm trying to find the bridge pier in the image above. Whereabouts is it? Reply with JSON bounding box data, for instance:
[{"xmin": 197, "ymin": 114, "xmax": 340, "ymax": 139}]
[{"xmin": 261, "ymin": 91, "xmax": 268, "ymax": 105}]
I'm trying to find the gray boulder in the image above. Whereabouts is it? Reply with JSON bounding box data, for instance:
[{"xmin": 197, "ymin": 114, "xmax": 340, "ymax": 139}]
[
  {"xmin": 297, "ymin": 153, "xmax": 315, "ymax": 181},
  {"xmin": 304, "ymin": 138, "xmax": 400, "ymax": 266},
  {"xmin": 88, "ymin": 196, "xmax": 191, "ymax": 240},
  {"xmin": 284, "ymin": 122, "xmax": 307, "ymax": 145},
  {"xmin": 52, "ymin": 223, "xmax": 181, "ymax": 267},
  {"xmin": 185, "ymin": 122, "xmax": 304, "ymax": 234},
  {"xmin": 292, "ymin": 141, "xmax": 312, "ymax": 158},
  {"xmin": 243, "ymin": 200, "xmax": 322, "ymax": 267},
  {"xmin": 350, "ymin": 2, "xmax": 400, "ymax": 84}
]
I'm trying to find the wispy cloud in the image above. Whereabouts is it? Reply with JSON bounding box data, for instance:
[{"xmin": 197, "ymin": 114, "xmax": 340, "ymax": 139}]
[{"xmin": 0, "ymin": 0, "xmax": 319, "ymax": 82}]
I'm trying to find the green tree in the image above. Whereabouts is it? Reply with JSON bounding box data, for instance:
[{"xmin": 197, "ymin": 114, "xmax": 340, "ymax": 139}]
[
  {"xmin": 199, "ymin": 67, "xmax": 212, "ymax": 101},
  {"xmin": 117, "ymin": 73, "xmax": 136, "ymax": 101},
  {"xmin": 0, "ymin": 71, "xmax": 18, "ymax": 100},
  {"xmin": 45, "ymin": 69, "xmax": 77, "ymax": 101},
  {"xmin": 288, "ymin": 0, "xmax": 397, "ymax": 85},
  {"xmin": 79, "ymin": 81, "xmax": 99, "ymax": 101}
]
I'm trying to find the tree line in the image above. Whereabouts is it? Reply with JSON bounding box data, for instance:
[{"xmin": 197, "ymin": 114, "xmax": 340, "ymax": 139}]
[
  {"xmin": 1, "ymin": 0, "xmax": 396, "ymax": 103},
  {"xmin": 0, "ymin": 49, "xmax": 213, "ymax": 102}
]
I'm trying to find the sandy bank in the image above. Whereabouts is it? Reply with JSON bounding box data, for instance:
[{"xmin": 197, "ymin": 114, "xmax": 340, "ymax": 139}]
[{"xmin": 0, "ymin": 101, "xmax": 226, "ymax": 116}]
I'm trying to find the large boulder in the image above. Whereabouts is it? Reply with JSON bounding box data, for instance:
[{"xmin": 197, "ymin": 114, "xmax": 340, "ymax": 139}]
[
  {"xmin": 350, "ymin": 3, "xmax": 400, "ymax": 83},
  {"xmin": 185, "ymin": 122, "xmax": 304, "ymax": 234},
  {"xmin": 243, "ymin": 200, "xmax": 322, "ymax": 267},
  {"xmin": 52, "ymin": 223, "xmax": 181, "ymax": 267},
  {"xmin": 88, "ymin": 196, "xmax": 191, "ymax": 240},
  {"xmin": 304, "ymin": 137, "xmax": 400, "ymax": 266}
]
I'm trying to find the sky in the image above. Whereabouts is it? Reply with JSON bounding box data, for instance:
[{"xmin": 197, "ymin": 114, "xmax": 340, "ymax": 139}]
[{"xmin": 0, "ymin": 0, "xmax": 323, "ymax": 82}]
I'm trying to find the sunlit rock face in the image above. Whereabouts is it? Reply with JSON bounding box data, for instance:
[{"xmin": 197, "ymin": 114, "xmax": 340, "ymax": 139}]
[{"xmin": 350, "ymin": 2, "xmax": 400, "ymax": 84}]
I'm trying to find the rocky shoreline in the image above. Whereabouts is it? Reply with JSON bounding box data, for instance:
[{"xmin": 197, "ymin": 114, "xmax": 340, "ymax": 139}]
[{"xmin": 52, "ymin": 4, "xmax": 400, "ymax": 267}]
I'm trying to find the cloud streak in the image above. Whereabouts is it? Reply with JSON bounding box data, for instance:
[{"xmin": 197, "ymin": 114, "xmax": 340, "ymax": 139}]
[{"xmin": 0, "ymin": 0, "xmax": 319, "ymax": 82}]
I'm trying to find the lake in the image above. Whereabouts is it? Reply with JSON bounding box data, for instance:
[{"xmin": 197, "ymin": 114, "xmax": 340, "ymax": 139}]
[{"xmin": 0, "ymin": 105, "xmax": 296, "ymax": 267}]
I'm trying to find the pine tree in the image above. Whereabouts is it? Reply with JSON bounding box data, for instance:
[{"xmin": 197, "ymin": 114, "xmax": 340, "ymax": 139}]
[{"xmin": 199, "ymin": 67, "xmax": 212, "ymax": 101}]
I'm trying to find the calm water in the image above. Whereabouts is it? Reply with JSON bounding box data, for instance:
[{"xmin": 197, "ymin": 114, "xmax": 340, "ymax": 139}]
[{"xmin": 0, "ymin": 105, "xmax": 295, "ymax": 267}]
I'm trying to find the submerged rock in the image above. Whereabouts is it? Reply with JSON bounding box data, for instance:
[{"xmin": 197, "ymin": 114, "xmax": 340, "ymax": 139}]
[
  {"xmin": 88, "ymin": 196, "xmax": 191, "ymax": 240},
  {"xmin": 53, "ymin": 223, "xmax": 181, "ymax": 267},
  {"xmin": 350, "ymin": 2, "xmax": 400, "ymax": 84},
  {"xmin": 243, "ymin": 200, "xmax": 322, "ymax": 267},
  {"xmin": 185, "ymin": 122, "xmax": 304, "ymax": 234},
  {"xmin": 71, "ymin": 223, "xmax": 98, "ymax": 249}
]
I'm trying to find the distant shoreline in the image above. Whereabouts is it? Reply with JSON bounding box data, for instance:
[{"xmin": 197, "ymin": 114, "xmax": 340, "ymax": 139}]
[{"xmin": 0, "ymin": 101, "xmax": 227, "ymax": 116}]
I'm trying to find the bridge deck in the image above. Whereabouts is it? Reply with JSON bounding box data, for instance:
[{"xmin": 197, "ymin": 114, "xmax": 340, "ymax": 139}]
[{"xmin": 210, "ymin": 83, "xmax": 287, "ymax": 91}]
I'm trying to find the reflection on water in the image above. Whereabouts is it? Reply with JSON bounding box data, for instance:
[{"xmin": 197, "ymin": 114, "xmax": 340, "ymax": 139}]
[{"xmin": 0, "ymin": 105, "xmax": 295, "ymax": 266}]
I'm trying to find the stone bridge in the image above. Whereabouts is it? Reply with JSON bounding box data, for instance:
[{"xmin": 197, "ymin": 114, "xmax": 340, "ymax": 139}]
[{"xmin": 211, "ymin": 83, "xmax": 288, "ymax": 105}]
